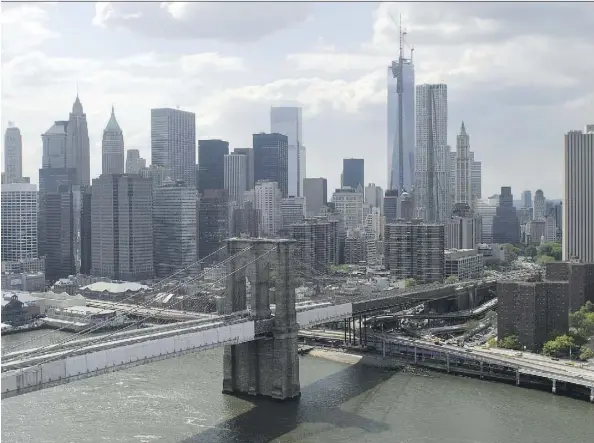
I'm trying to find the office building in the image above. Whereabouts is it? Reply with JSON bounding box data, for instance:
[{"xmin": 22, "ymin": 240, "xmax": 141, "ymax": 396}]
[
  {"xmin": 125, "ymin": 149, "xmax": 146, "ymax": 174},
  {"xmin": 270, "ymin": 107, "xmax": 302, "ymax": 196},
  {"xmin": 545, "ymin": 261, "xmax": 594, "ymax": 312},
  {"xmin": 198, "ymin": 189, "xmax": 229, "ymax": 263},
  {"xmin": 399, "ymin": 191, "xmax": 415, "ymax": 221},
  {"xmin": 470, "ymin": 151, "xmax": 482, "ymax": 203},
  {"xmin": 364, "ymin": 183, "xmax": 383, "ymax": 214},
  {"xmin": 280, "ymin": 196, "xmax": 306, "ymax": 233},
  {"xmin": 101, "ymin": 106, "xmax": 124, "ymax": 175},
  {"xmin": 533, "ymin": 189, "xmax": 546, "ymax": 220},
  {"xmin": 224, "ymin": 153, "xmax": 247, "ymax": 206},
  {"xmin": 140, "ymin": 165, "xmax": 171, "ymax": 190},
  {"xmin": 384, "ymin": 189, "xmax": 399, "ymax": 224},
  {"xmin": 80, "ymin": 187, "xmax": 92, "ymax": 275},
  {"xmin": 521, "ymin": 190, "xmax": 532, "ymax": 209},
  {"xmin": 255, "ymin": 181, "xmax": 282, "ymax": 237},
  {"xmin": 455, "ymin": 122, "xmax": 472, "ymax": 205},
  {"xmin": 153, "ymin": 180, "xmax": 198, "ymax": 278},
  {"xmin": 415, "ymin": 84, "xmax": 449, "ymax": 222},
  {"xmin": 384, "ymin": 221, "xmax": 445, "ymax": 283},
  {"xmin": 253, "ymin": 133, "xmax": 289, "ymax": 198},
  {"xmin": 342, "ymin": 158, "xmax": 364, "ymax": 190},
  {"xmin": 299, "ymin": 145, "xmax": 306, "ymax": 196},
  {"xmin": 198, "ymin": 139, "xmax": 229, "ymax": 193},
  {"xmin": 231, "ymin": 201, "xmax": 260, "ymax": 238},
  {"xmin": 42, "ymin": 121, "xmax": 69, "ymax": 169},
  {"xmin": 151, "ymin": 108, "xmax": 196, "ymax": 188},
  {"xmin": 331, "ymin": 186, "xmax": 364, "ymax": 232},
  {"xmin": 563, "ymin": 127, "xmax": 594, "ymax": 261},
  {"xmin": 302, "ymin": 177, "xmax": 327, "ymax": 216},
  {"xmin": 444, "ymin": 249, "xmax": 484, "ymax": 281},
  {"xmin": 3, "ymin": 123, "xmax": 22, "ymax": 184},
  {"xmin": 492, "ymin": 187, "xmax": 520, "ymax": 244},
  {"xmin": 387, "ymin": 38, "xmax": 415, "ymax": 192},
  {"xmin": 1, "ymin": 183, "xmax": 38, "ymax": 262},
  {"xmin": 45, "ymin": 183, "xmax": 81, "ymax": 283},
  {"xmin": 91, "ymin": 174, "xmax": 154, "ymax": 281},
  {"xmin": 233, "ymin": 148, "xmax": 255, "ymax": 190},
  {"xmin": 66, "ymin": 95, "xmax": 91, "ymax": 186}
]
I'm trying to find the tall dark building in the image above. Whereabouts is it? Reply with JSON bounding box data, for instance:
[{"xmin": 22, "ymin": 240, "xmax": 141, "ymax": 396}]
[
  {"xmin": 44, "ymin": 184, "xmax": 81, "ymax": 283},
  {"xmin": 384, "ymin": 189, "xmax": 399, "ymax": 224},
  {"xmin": 342, "ymin": 158, "xmax": 364, "ymax": 190},
  {"xmin": 80, "ymin": 186, "xmax": 92, "ymax": 275},
  {"xmin": 492, "ymin": 186, "xmax": 520, "ymax": 244},
  {"xmin": 231, "ymin": 201, "xmax": 260, "ymax": 238},
  {"xmin": 233, "ymin": 148, "xmax": 255, "ymax": 191},
  {"xmin": 198, "ymin": 189, "xmax": 229, "ymax": 263},
  {"xmin": 253, "ymin": 133, "xmax": 289, "ymax": 197},
  {"xmin": 302, "ymin": 178, "xmax": 327, "ymax": 216},
  {"xmin": 38, "ymin": 167, "xmax": 77, "ymax": 258},
  {"xmin": 198, "ymin": 139, "xmax": 229, "ymax": 194}
]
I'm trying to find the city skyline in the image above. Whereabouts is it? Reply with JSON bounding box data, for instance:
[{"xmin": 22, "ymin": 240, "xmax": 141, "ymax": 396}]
[{"xmin": 2, "ymin": 2, "xmax": 594, "ymax": 197}]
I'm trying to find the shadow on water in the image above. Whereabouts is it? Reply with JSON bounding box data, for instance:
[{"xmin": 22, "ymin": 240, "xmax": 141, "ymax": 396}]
[{"xmin": 179, "ymin": 359, "xmax": 395, "ymax": 443}]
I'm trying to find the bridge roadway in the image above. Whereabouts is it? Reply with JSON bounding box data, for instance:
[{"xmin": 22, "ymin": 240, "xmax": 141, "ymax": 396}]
[
  {"xmin": 84, "ymin": 300, "xmax": 216, "ymax": 322},
  {"xmin": 300, "ymin": 329, "xmax": 594, "ymax": 399},
  {"xmin": 0, "ymin": 271, "xmax": 533, "ymax": 399},
  {"xmin": 375, "ymin": 298, "xmax": 498, "ymax": 321}
]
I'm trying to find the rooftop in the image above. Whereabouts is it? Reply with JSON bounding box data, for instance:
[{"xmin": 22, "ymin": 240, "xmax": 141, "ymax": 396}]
[{"xmin": 80, "ymin": 281, "xmax": 150, "ymax": 294}]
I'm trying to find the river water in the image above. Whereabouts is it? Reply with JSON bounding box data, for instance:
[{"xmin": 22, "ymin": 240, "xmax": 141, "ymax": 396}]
[{"xmin": 2, "ymin": 330, "xmax": 594, "ymax": 443}]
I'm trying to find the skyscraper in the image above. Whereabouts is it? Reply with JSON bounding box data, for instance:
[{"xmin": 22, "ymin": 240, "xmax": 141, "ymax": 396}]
[
  {"xmin": 521, "ymin": 190, "xmax": 533, "ymax": 209},
  {"xmin": 233, "ymin": 148, "xmax": 255, "ymax": 191},
  {"xmin": 563, "ymin": 127, "xmax": 594, "ymax": 261},
  {"xmin": 153, "ymin": 180, "xmax": 198, "ymax": 278},
  {"xmin": 198, "ymin": 189, "xmax": 229, "ymax": 262},
  {"xmin": 255, "ymin": 180, "xmax": 283, "ymax": 237},
  {"xmin": 270, "ymin": 107, "xmax": 302, "ymax": 197},
  {"xmin": 415, "ymin": 84, "xmax": 448, "ymax": 223},
  {"xmin": 387, "ymin": 25, "xmax": 415, "ymax": 192},
  {"xmin": 342, "ymin": 158, "xmax": 364, "ymax": 190},
  {"xmin": 470, "ymin": 151, "xmax": 482, "ymax": 203},
  {"xmin": 125, "ymin": 149, "xmax": 146, "ymax": 174},
  {"xmin": 533, "ymin": 189, "xmax": 546, "ymax": 220},
  {"xmin": 198, "ymin": 139, "xmax": 229, "ymax": 193},
  {"xmin": 492, "ymin": 186, "xmax": 520, "ymax": 244},
  {"xmin": 42, "ymin": 121, "xmax": 68, "ymax": 168},
  {"xmin": 91, "ymin": 174, "xmax": 154, "ymax": 281},
  {"xmin": 4, "ymin": 123, "xmax": 22, "ymax": 184},
  {"xmin": 101, "ymin": 106, "xmax": 124, "ymax": 175},
  {"xmin": 303, "ymin": 177, "xmax": 327, "ymax": 216},
  {"xmin": 1, "ymin": 183, "xmax": 38, "ymax": 261},
  {"xmin": 224, "ymin": 153, "xmax": 247, "ymax": 206},
  {"xmin": 151, "ymin": 108, "xmax": 196, "ymax": 188},
  {"xmin": 66, "ymin": 95, "xmax": 90, "ymax": 186},
  {"xmin": 253, "ymin": 133, "xmax": 289, "ymax": 198},
  {"xmin": 455, "ymin": 121, "xmax": 471, "ymax": 205}
]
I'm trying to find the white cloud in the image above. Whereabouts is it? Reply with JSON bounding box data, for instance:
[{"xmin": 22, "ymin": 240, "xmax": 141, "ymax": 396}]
[
  {"xmin": 0, "ymin": 4, "xmax": 60, "ymax": 56},
  {"xmin": 92, "ymin": 2, "xmax": 311, "ymax": 42}
]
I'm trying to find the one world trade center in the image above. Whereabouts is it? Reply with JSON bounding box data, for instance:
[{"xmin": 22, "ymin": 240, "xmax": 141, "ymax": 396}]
[{"xmin": 387, "ymin": 26, "xmax": 415, "ymax": 192}]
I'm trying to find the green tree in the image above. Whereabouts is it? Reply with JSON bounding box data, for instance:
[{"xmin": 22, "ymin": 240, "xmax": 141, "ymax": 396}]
[
  {"xmin": 542, "ymin": 334, "xmax": 578, "ymax": 357},
  {"xmin": 569, "ymin": 304, "xmax": 594, "ymax": 338},
  {"xmin": 404, "ymin": 278, "xmax": 417, "ymax": 288},
  {"xmin": 445, "ymin": 275, "xmax": 458, "ymax": 284},
  {"xmin": 537, "ymin": 242, "xmax": 562, "ymax": 261},
  {"xmin": 536, "ymin": 255, "xmax": 555, "ymax": 265},
  {"xmin": 524, "ymin": 245, "xmax": 538, "ymax": 259},
  {"xmin": 498, "ymin": 335, "xmax": 522, "ymax": 350},
  {"xmin": 503, "ymin": 244, "xmax": 520, "ymax": 262},
  {"xmin": 579, "ymin": 348, "xmax": 594, "ymax": 361}
]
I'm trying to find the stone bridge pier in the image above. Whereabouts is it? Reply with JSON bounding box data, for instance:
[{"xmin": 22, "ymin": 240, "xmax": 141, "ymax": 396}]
[{"xmin": 222, "ymin": 238, "xmax": 301, "ymax": 401}]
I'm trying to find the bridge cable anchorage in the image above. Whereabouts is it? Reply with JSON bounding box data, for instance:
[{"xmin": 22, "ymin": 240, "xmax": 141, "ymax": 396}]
[
  {"xmin": 1, "ymin": 243, "xmax": 232, "ymax": 355},
  {"xmin": 4, "ymin": 246, "xmax": 278, "ymax": 372},
  {"xmin": 1, "ymin": 245, "xmax": 255, "ymax": 362}
]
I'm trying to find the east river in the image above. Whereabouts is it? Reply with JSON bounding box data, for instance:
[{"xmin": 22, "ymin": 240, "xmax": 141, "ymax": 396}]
[{"xmin": 2, "ymin": 330, "xmax": 594, "ymax": 443}]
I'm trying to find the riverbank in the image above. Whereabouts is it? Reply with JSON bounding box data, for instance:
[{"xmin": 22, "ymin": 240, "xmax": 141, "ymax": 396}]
[{"xmin": 309, "ymin": 348, "xmax": 422, "ymax": 373}]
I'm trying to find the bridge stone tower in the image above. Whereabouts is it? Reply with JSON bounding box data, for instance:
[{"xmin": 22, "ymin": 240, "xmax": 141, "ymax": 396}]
[{"xmin": 222, "ymin": 238, "xmax": 301, "ymax": 400}]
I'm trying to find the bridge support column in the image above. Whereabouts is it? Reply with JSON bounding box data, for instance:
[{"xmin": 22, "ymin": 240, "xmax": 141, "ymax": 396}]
[
  {"xmin": 446, "ymin": 353, "xmax": 450, "ymax": 373},
  {"xmin": 552, "ymin": 379, "xmax": 557, "ymax": 394},
  {"xmin": 480, "ymin": 361, "xmax": 484, "ymax": 379},
  {"xmin": 222, "ymin": 239, "xmax": 300, "ymax": 401},
  {"xmin": 590, "ymin": 386, "xmax": 594, "ymax": 403},
  {"xmin": 516, "ymin": 369, "xmax": 520, "ymax": 386}
]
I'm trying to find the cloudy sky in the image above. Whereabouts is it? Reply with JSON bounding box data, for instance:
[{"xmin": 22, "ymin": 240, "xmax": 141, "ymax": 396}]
[{"xmin": 2, "ymin": 1, "xmax": 593, "ymax": 199}]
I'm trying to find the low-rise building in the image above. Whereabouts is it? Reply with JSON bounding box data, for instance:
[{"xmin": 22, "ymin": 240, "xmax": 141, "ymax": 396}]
[
  {"xmin": 444, "ymin": 249, "xmax": 484, "ymax": 281},
  {"xmin": 79, "ymin": 281, "xmax": 150, "ymax": 301}
]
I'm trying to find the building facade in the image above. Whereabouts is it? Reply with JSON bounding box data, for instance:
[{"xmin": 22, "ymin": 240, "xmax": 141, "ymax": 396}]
[
  {"xmin": 253, "ymin": 133, "xmax": 289, "ymax": 198},
  {"xmin": 331, "ymin": 186, "xmax": 364, "ymax": 233},
  {"xmin": 153, "ymin": 181, "xmax": 198, "ymax": 278},
  {"xmin": 455, "ymin": 122, "xmax": 472, "ymax": 205},
  {"xmin": 302, "ymin": 177, "xmax": 327, "ymax": 217},
  {"xmin": 125, "ymin": 149, "xmax": 146, "ymax": 174},
  {"xmin": 1, "ymin": 183, "xmax": 38, "ymax": 262},
  {"xmin": 66, "ymin": 95, "xmax": 91, "ymax": 186},
  {"xmin": 255, "ymin": 181, "xmax": 282, "ymax": 237},
  {"xmin": 563, "ymin": 127, "xmax": 594, "ymax": 261},
  {"xmin": 101, "ymin": 106, "xmax": 124, "ymax": 175},
  {"xmin": 198, "ymin": 139, "xmax": 229, "ymax": 193},
  {"xmin": 270, "ymin": 107, "xmax": 302, "ymax": 197},
  {"xmin": 151, "ymin": 108, "xmax": 196, "ymax": 188},
  {"xmin": 91, "ymin": 174, "xmax": 154, "ymax": 281},
  {"xmin": 224, "ymin": 153, "xmax": 247, "ymax": 207},
  {"xmin": 342, "ymin": 158, "xmax": 364, "ymax": 190},
  {"xmin": 492, "ymin": 187, "xmax": 520, "ymax": 244},
  {"xmin": 4, "ymin": 123, "xmax": 23, "ymax": 184}
]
